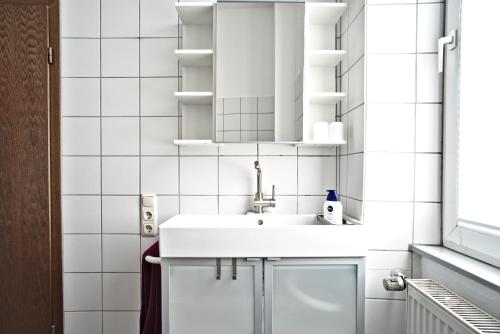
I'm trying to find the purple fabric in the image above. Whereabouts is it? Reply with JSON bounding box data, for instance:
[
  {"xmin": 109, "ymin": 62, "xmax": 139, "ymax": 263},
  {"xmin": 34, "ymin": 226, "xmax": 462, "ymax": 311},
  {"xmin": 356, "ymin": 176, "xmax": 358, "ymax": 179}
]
[{"xmin": 140, "ymin": 241, "xmax": 161, "ymax": 334}]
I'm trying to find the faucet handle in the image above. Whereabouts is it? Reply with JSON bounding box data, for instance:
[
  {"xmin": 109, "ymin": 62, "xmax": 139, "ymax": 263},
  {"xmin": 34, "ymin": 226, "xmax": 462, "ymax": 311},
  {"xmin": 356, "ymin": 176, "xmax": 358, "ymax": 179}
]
[{"xmin": 271, "ymin": 185, "xmax": 276, "ymax": 200}]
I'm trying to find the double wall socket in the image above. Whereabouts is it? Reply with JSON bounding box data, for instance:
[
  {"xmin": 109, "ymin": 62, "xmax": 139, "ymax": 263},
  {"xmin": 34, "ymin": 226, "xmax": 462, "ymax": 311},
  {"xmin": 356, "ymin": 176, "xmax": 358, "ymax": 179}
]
[{"xmin": 141, "ymin": 194, "xmax": 157, "ymax": 236}]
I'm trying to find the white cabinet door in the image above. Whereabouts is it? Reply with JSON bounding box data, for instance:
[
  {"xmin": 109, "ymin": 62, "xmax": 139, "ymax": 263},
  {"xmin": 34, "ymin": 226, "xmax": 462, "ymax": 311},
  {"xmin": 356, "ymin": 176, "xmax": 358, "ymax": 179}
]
[
  {"xmin": 163, "ymin": 258, "xmax": 263, "ymax": 334},
  {"xmin": 265, "ymin": 258, "xmax": 365, "ymax": 334}
]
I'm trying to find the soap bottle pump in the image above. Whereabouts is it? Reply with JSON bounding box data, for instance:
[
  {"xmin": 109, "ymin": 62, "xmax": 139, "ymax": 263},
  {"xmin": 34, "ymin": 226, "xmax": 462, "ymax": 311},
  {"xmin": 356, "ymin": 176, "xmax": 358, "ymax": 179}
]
[{"xmin": 323, "ymin": 190, "xmax": 342, "ymax": 225}]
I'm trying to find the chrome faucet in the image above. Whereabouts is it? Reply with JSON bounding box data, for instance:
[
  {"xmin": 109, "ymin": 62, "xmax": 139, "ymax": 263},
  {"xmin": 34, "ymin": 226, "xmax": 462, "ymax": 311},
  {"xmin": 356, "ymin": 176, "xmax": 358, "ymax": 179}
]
[{"xmin": 253, "ymin": 160, "xmax": 276, "ymax": 213}]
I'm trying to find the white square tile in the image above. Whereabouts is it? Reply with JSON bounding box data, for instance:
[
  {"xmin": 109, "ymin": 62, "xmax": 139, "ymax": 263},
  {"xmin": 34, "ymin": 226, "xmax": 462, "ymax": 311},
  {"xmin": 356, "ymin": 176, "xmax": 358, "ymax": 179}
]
[
  {"xmin": 241, "ymin": 97, "xmax": 257, "ymax": 114},
  {"xmin": 241, "ymin": 114, "xmax": 257, "ymax": 131},
  {"xmin": 219, "ymin": 144, "xmax": 257, "ymax": 156},
  {"xmin": 417, "ymin": 3, "xmax": 444, "ymax": 53},
  {"xmin": 367, "ymin": 0, "xmax": 415, "ymax": 3},
  {"xmin": 365, "ymin": 299, "xmax": 406, "ymax": 334},
  {"xmin": 348, "ymin": 58, "xmax": 364, "ymax": 110},
  {"xmin": 346, "ymin": 0, "xmax": 365, "ymax": 24},
  {"xmin": 340, "ymin": 74, "xmax": 349, "ymax": 115},
  {"xmin": 141, "ymin": 117, "xmax": 178, "ymax": 155},
  {"xmin": 269, "ymin": 196, "xmax": 297, "ymax": 214},
  {"xmin": 62, "ymin": 196, "xmax": 101, "ymax": 234},
  {"xmin": 346, "ymin": 153, "xmax": 364, "ymax": 200},
  {"xmin": 140, "ymin": 0, "xmax": 178, "ymax": 37},
  {"xmin": 364, "ymin": 201, "xmax": 414, "ymax": 250},
  {"xmin": 61, "ymin": 0, "xmax": 100, "ymax": 38},
  {"xmin": 364, "ymin": 152, "xmax": 414, "ymax": 201},
  {"xmin": 64, "ymin": 273, "xmax": 102, "ymax": 311},
  {"xmin": 63, "ymin": 157, "xmax": 101, "ymax": 194},
  {"xmin": 103, "ymin": 311, "xmax": 140, "ymax": 334},
  {"xmin": 367, "ymin": 54, "xmax": 416, "ymax": 103},
  {"xmin": 102, "ymin": 235, "xmax": 140, "ymax": 272},
  {"xmin": 259, "ymin": 144, "xmax": 297, "ymax": 156},
  {"xmin": 223, "ymin": 98, "xmax": 240, "ymax": 115},
  {"xmin": 140, "ymin": 38, "xmax": 178, "ymax": 77},
  {"xmin": 414, "ymin": 202, "xmax": 441, "ymax": 244},
  {"xmin": 102, "ymin": 196, "xmax": 140, "ymax": 234},
  {"xmin": 62, "ymin": 78, "xmax": 100, "ymax": 116},
  {"xmin": 180, "ymin": 157, "xmax": 218, "ymax": 195},
  {"xmin": 223, "ymin": 131, "xmax": 241, "ymax": 142},
  {"xmin": 102, "ymin": 118, "xmax": 139, "ymax": 155},
  {"xmin": 157, "ymin": 196, "xmax": 180, "ymax": 221},
  {"xmin": 414, "ymin": 153, "xmax": 441, "ymax": 202},
  {"xmin": 345, "ymin": 197, "xmax": 363, "ymax": 221},
  {"xmin": 258, "ymin": 131, "xmax": 274, "ymax": 141},
  {"xmin": 141, "ymin": 157, "xmax": 179, "ymax": 195},
  {"xmin": 179, "ymin": 196, "xmax": 218, "ymax": 214},
  {"xmin": 417, "ymin": 53, "xmax": 442, "ymax": 103},
  {"xmin": 141, "ymin": 78, "xmax": 179, "ymax": 116},
  {"xmin": 224, "ymin": 114, "xmax": 241, "ymax": 131},
  {"xmin": 347, "ymin": 8, "xmax": 365, "ymax": 66},
  {"xmin": 242, "ymin": 131, "xmax": 258, "ymax": 142},
  {"xmin": 415, "ymin": 104, "xmax": 442, "ymax": 152},
  {"xmin": 102, "ymin": 79, "xmax": 139, "ymax": 116},
  {"xmin": 298, "ymin": 157, "xmax": 336, "ymax": 195},
  {"xmin": 258, "ymin": 113, "xmax": 275, "ymax": 131},
  {"xmin": 258, "ymin": 156, "xmax": 297, "ymax": 196},
  {"xmin": 258, "ymin": 96, "xmax": 274, "ymax": 114},
  {"xmin": 348, "ymin": 105, "xmax": 364, "ymax": 154},
  {"xmin": 219, "ymin": 196, "xmax": 253, "ymax": 214},
  {"xmin": 298, "ymin": 196, "xmax": 324, "ymax": 214},
  {"xmin": 219, "ymin": 156, "xmax": 256, "ymax": 195},
  {"xmin": 365, "ymin": 104, "xmax": 415, "ymax": 152},
  {"xmin": 64, "ymin": 312, "xmax": 102, "ymax": 334},
  {"xmin": 62, "ymin": 117, "xmax": 101, "ymax": 155},
  {"xmin": 102, "ymin": 0, "xmax": 139, "ymax": 38},
  {"xmin": 101, "ymin": 39, "xmax": 139, "ymax": 77},
  {"xmin": 64, "ymin": 235, "xmax": 101, "ymax": 272},
  {"xmin": 367, "ymin": 4, "xmax": 416, "ymax": 54},
  {"xmin": 179, "ymin": 145, "xmax": 218, "ymax": 156},
  {"xmin": 297, "ymin": 146, "xmax": 335, "ymax": 156},
  {"xmin": 366, "ymin": 250, "xmax": 411, "ymax": 270},
  {"xmin": 102, "ymin": 157, "xmax": 140, "ymax": 195},
  {"xmin": 61, "ymin": 39, "xmax": 100, "ymax": 77},
  {"xmin": 366, "ymin": 269, "xmax": 409, "ymax": 300},
  {"xmin": 103, "ymin": 273, "xmax": 140, "ymax": 310}
]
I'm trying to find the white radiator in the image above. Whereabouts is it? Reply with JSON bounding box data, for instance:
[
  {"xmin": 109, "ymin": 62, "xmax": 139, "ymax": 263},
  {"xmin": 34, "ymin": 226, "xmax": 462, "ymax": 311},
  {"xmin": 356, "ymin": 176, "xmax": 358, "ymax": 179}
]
[{"xmin": 407, "ymin": 279, "xmax": 500, "ymax": 334}]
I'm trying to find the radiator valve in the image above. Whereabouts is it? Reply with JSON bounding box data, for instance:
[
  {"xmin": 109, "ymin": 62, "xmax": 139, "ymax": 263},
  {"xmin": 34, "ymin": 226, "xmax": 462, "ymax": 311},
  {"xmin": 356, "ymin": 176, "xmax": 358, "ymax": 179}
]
[{"xmin": 382, "ymin": 269, "xmax": 407, "ymax": 291}]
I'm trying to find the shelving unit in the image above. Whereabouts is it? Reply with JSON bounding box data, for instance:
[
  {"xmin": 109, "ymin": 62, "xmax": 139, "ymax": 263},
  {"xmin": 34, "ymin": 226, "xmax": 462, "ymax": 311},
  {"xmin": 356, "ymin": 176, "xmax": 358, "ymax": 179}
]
[
  {"xmin": 302, "ymin": 2, "xmax": 347, "ymax": 144},
  {"xmin": 174, "ymin": 1, "xmax": 215, "ymax": 142}
]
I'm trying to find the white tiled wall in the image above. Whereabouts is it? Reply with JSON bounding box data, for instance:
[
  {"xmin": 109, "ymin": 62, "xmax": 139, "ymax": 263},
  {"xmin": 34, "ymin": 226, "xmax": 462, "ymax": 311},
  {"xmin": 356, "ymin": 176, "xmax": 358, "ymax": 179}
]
[
  {"xmin": 61, "ymin": 0, "xmax": 443, "ymax": 333},
  {"xmin": 363, "ymin": 1, "xmax": 444, "ymax": 334},
  {"xmin": 60, "ymin": 1, "xmax": 338, "ymax": 332}
]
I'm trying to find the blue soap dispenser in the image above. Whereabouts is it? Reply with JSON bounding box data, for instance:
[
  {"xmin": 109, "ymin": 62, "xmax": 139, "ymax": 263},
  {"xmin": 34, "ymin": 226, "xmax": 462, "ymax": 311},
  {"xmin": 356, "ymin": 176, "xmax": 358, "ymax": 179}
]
[{"xmin": 323, "ymin": 190, "xmax": 342, "ymax": 224}]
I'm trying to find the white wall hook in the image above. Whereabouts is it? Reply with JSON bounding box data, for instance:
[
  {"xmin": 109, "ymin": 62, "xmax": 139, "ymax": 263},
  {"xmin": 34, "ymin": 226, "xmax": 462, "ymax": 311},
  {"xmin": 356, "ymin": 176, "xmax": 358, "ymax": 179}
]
[{"xmin": 438, "ymin": 30, "xmax": 457, "ymax": 73}]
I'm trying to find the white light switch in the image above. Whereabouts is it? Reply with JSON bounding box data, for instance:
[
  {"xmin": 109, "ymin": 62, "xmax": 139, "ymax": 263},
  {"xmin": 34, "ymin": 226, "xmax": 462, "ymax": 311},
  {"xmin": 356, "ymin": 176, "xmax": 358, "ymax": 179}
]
[{"xmin": 141, "ymin": 194, "xmax": 157, "ymax": 236}]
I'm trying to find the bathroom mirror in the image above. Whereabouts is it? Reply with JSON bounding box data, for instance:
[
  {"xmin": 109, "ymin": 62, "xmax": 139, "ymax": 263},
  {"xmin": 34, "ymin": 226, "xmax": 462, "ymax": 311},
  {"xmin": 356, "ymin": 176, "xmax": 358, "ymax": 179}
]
[{"xmin": 215, "ymin": 2, "xmax": 305, "ymax": 143}]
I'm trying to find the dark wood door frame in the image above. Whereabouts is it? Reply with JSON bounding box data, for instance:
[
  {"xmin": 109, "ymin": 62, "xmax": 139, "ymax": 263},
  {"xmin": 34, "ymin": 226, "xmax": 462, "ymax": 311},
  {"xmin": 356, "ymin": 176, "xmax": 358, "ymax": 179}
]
[{"xmin": 0, "ymin": 1, "xmax": 62, "ymax": 333}]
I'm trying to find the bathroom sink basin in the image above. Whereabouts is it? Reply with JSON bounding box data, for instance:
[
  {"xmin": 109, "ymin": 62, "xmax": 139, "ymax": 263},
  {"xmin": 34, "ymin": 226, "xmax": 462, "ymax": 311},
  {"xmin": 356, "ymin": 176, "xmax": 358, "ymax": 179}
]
[{"xmin": 159, "ymin": 214, "xmax": 367, "ymax": 258}]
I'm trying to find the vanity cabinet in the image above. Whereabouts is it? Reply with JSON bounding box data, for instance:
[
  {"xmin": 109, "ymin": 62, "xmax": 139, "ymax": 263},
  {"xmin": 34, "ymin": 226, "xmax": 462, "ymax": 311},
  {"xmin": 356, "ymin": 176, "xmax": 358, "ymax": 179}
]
[
  {"xmin": 163, "ymin": 258, "xmax": 263, "ymax": 334},
  {"xmin": 162, "ymin": 257, "xmax": 365, "ymax": 334}
]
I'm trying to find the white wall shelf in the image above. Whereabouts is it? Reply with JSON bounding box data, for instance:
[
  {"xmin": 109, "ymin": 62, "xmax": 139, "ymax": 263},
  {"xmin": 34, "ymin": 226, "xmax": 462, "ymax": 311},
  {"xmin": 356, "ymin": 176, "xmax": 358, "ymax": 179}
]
[
  {"xmin": 175, "ymin": 2, "xmax": 214, "ymax": 25},
  {"xmin": 309, "ymin": 92, "xmax": 346, "ymax": 105},
  {"xmin": 307, "ymin": 3, "xmax": 347, "ymax": 25},
  {"xmin": 174, "ymin": 92, "xmax": 213, "ymax": 105},
  {"xmin": 173, "ymin": 140, "xmax": 222, "ymax": 146},
  {"xmin": 309, "ymin": 50, "xmax": 346, "ymax": 67},
  {"xmin": 175, "ymin": 50, "xmax": 213, "ymax": 66}
]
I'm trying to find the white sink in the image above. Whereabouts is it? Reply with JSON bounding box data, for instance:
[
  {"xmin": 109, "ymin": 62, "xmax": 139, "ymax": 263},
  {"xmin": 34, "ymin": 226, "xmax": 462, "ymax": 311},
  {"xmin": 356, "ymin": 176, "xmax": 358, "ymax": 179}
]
[{"xmin": 159, "ymin": 214, "xmax": 367, "ymax": 258}]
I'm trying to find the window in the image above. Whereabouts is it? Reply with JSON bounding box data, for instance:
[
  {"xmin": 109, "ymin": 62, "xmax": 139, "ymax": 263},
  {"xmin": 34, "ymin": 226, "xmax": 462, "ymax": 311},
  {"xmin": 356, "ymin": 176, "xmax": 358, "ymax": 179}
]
[{"xmin": 443, "ymin": 0, "xmax": 500, "ymax": 267}]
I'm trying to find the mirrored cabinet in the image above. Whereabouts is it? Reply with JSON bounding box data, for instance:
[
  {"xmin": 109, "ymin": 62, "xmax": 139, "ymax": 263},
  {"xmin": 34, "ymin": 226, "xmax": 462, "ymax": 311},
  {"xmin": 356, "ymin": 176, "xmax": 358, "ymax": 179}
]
[{"xmin": 173, "ymin": 0, "xmax": 355, "ymax": 147}]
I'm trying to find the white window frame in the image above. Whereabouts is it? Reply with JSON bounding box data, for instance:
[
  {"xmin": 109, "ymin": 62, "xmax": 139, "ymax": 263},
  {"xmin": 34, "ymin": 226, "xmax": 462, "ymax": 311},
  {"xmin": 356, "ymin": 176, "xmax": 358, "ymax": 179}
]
[{"xmin": 442, "ymin": 0, "xmax": 500, "ymax": 268}]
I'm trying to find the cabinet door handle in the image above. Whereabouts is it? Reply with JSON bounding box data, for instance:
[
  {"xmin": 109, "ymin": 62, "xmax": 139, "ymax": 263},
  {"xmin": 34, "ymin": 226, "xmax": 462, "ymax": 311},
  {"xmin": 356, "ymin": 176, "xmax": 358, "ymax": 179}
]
[
  {"xmin": 232, "ymin": 258, "xmax": 237, "ymax": 280},
  {"xmin": 216, "ymin": 258, "xmax": 221, "ymax": 280}
]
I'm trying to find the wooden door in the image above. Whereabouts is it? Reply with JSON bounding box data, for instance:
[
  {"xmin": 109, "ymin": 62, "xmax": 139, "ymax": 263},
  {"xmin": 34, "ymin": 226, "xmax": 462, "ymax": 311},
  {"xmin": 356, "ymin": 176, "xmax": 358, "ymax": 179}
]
[{"xmin": 0, "ymin": 1, "xmax": 62, "ymax": 333}]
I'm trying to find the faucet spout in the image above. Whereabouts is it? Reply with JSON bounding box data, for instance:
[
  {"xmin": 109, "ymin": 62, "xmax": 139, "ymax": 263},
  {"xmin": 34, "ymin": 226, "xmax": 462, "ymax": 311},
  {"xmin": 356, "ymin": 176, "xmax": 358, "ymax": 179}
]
[{"xmin": 252, "ymin": 160, "xmax": 276, "ymax": 213}]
